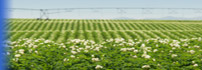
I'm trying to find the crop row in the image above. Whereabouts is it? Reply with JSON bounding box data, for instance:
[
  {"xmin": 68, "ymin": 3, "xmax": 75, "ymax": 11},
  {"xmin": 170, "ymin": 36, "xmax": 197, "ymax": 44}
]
[
  {"xmin": 6, "ymin": 19, "xmax": 202, "ymax": 42},
  {"xmin": 7, "ymin": 20, "xmax": 202, "ymax": 31},
  {"xmin": 7, "ymin": 30, "xmax": 202, "ymax": 43}
]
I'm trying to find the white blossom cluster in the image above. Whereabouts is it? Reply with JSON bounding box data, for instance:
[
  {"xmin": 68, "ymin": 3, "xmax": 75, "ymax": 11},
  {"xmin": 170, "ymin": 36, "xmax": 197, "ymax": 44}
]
[
  {"xmin": 5, "ymin": 37, "xmax": 202, "ymax": 69},
  {"xmin": 95, "ymin": 65, "xmax": 103, "ymax": 69},
  {"xmin": 140, "ymin": 44, "xmax": 151, "ymax": 59},
  {"xmin": 67, "ymin": 39, "xmax": 105, "ymax": 56},
  {"xmin": 142, "ymin": 65, "xmax": 150, "ymax": 68}
]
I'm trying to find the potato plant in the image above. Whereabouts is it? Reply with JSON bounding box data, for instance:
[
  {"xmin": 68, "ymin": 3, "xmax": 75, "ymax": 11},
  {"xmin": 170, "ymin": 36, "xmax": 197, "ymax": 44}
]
[{"xmin": 5, "ymin": 37, "xmax": 202, "ymax": 69}]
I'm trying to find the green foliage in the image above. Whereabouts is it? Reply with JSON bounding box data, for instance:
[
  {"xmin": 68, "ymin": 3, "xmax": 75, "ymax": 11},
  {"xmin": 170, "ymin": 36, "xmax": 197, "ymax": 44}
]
[
  {"xmin": 7, "ymin": 19, "xmax": 202, "ymax": 42},
  {"xmin": 5, "ymin": 19, "xmax": 202, "ymax": 69},
  {"xmin": 5, "ymin": 38, "xmax": 202, "ymax": 69}
]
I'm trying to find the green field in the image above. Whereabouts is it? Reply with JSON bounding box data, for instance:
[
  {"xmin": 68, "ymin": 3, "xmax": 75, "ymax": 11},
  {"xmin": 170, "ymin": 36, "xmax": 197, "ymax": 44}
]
[
  {"xmin": 6, "ymin": 19, "xmax": 202, "ymax": 69},
  {"xmin": 7, "ymin": 19, "xmax": 202, "ymax": 42}
]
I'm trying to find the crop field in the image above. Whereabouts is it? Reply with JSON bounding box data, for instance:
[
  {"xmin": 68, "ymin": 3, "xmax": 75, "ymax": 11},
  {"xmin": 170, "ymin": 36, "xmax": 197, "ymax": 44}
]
[
  {"xmin": 6, "ymin": 19, "xmax": 202, "ymax": 42},
  {"xmin": 5, "ymin": 19, "xmax": 202, "ymax": 69}
]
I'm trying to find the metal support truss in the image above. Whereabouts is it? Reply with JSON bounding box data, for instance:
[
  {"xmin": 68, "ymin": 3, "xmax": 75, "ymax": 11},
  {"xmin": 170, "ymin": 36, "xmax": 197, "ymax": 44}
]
[
  {"xmin": 38, "ymin": 9, "xmax": 49, "ymax": 20},
  {"xmin": 7, "ymin": 8, "xmax": 202, "ymax": 20}
]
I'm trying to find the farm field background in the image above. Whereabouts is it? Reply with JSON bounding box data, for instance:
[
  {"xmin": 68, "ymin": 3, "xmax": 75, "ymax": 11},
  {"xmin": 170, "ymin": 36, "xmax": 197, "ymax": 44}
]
[
  {"xmin": 6, "ymin": 19, "xmax": 202, "ymax": 69},
  {"xmin": 7, "ymin": 19, "xmax": 202, "ymax": 42}
]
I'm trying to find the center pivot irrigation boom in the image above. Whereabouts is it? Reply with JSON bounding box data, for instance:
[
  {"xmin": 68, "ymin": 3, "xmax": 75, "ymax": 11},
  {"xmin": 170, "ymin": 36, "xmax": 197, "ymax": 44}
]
[
  {"xmin": 38, "ymin": 9, "xmax": 49, "ymax": 20},
  {"xmin": 8, "ymin": 8, "xmax": 202, "ymax": 20}
]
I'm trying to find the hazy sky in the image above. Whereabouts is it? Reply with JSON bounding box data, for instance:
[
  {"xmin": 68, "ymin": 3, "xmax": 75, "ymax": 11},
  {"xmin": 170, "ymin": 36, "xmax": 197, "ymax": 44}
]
[
  {"xmin": 10, "ymin": 0, "xmax": 202, "ymax": 9},
  {"xmin": 9, "ymin": 0, "xmax": 202, "ymax": 19}
]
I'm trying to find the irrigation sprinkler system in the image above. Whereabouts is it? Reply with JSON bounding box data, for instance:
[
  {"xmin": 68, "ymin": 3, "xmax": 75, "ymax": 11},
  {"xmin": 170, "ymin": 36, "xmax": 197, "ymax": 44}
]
[{"xmin": 8, "ymin": 8, "xmax": 202, "ymax": 20}]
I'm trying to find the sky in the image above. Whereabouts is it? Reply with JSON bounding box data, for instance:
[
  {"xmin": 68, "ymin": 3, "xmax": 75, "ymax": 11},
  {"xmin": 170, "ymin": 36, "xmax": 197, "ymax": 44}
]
[
  {"xmin": 8, "ymin": 0, "xmax": 202, "ymax": 19},
  {"xmin": 10, "ymin": 0, "xmax": 202, "ymax": 8}
]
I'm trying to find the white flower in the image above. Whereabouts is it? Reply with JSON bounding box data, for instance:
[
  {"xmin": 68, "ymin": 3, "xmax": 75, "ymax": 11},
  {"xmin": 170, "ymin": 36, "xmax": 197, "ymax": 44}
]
[
  {"xmin": 44, "ymin": 40, "xmax": 51, "ymax": 43},
  {"xmin": 13, "ymin": 58, "xmax": 19, "ymax": 62},
  {"xmin": 94, "ymin": 47, "xmax": 100, "ymax": 51},
  {"xmin": 153, "ymin": 59, "xmax": 156, "ymax": 61},
  {"xmin": 127, "ymin": 43, "xmax": 134, "ymax": 46},
  {"xmin": 71, "ymin": 51, "xmax": 77, "ymax": 54},
  {"xmin": 62, "ymin": 46, "xmax": 66, "ymax": 48},
  {"xmin": 114, "ymin": 38, "xmax": 125, "ymax": 43},
  {"xmin": 35, "ymin": 39, "xmax": 39, "ymax": 42},
  {"xmin": 85, "ymin": 46, "xmax": 91, "ymax": 49},
  {"xmin": 142, "ymin": 54, "xmax": 151, "ymax": 59},
  {"xmin": 153, "ymin": 49, "xmax": 158, "ymax": 52},
  {"xmin": 19, "ymin": 49, "xmax": 24, "ymax": 52},
  {"xmin": 120, "ymin": 48, "xmax": 127, "ymax": 52},
  {"xmin": 84, "ymin": 50, "xmax": 88, "ymax": 52},
  {"xmin": 133, "ymin": 50, "xmax": 138, "ymax": 53},
  {"xmin": 145, "ymin": 55, "xmax": 151, "ymax": 59},
  {"xmin": 33, "ymin": 45, "xmax": 37, "ymax": 48},
  {"xmin": 142, "ymin": 65, "xmax": 150, "ymax": 68},
  {"xmin": 29, "ymin": 49, "xmax": 33, "ymax": 53},
  {"xmin": 188, "ymin": 50, "xmax": 195, "ymax": 54},
  {"xmin": 182, "ymin": 43, "xmax": 188, "ymax": 46},
  {"xmin": 133, "ymin": 55, "xmax": 137, "ymax": 58},
  {"xmin": 92, "ymin": 58, "xmax": 100, "ymax": 62},
  {"xmin": 91, "ymin": 55, "xmax": 95, "ymax": 57},
  {"xmin": 35, "ymin": 51, "xmax": 38, "ymax": 54},
  {"xmin": 171, "ymin": 54, "xmax": 177, "ymax": 58},
  {"xmin": 70, "ymin": 55, "xmax": 75, "ymax": 58},
  {"xmin": 95, "ymin": 65, "xmax": 103, "ymax": 69},
  {"xmin": 78, "ymin": 48, "xmax": 83, "ymax": 50},
  {"xmin": 19, "ymin": 49, "xmax": 24, "ymax": 54},
  {"xmin": 120, "ymin": 48, "xmax": 135, "ymax": 52},
  {"xmin": 156, "ymin": 44, "xmax": 159, "ymax": 47},
  {"xmin": 141, "ymin": 44, "xmax": 146, "ymax": 47},
  {"xmin": 173, "ymin": 61, "xmax": 178, "ymax": 64},
  {"xmin": 193, "ymin": 64, "xmax": 198, "ymax": 67},
  {"xmin": 63, "ymin": 58, "xmax": 69, "ymax": 62},
  {"xmin": 15, "ymin": 54, "xmax": 21, "ymax": 58},
  {"xmin": 194, "ymin": 45, "xmax": 200, "ymax": 48}
]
